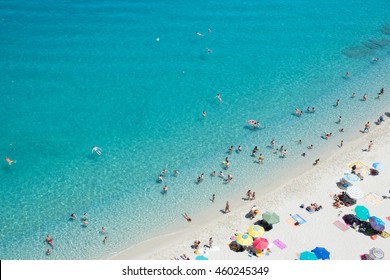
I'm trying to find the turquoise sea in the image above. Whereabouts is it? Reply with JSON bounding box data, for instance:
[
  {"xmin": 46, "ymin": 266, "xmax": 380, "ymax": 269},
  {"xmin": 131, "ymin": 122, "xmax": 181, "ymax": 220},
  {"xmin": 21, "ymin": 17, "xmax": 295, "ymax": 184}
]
[{"xmin": 1, "ymin": 0, "xmax": 390, "ymax": 259}]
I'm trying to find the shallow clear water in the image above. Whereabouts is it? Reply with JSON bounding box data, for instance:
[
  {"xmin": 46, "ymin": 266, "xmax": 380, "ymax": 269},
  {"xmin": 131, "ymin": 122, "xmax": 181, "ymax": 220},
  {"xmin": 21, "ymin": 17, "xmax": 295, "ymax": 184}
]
[{"xmin": 0, "ymin": 0, "xmax": 390, "ymax": 259}]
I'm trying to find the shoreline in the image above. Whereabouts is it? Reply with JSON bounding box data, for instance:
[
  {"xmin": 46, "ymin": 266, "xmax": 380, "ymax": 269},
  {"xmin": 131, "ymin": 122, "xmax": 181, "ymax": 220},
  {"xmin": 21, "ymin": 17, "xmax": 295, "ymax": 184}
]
[{"xmin": 110, "ymin": 103, "xmax": 390, "ymax": 260}]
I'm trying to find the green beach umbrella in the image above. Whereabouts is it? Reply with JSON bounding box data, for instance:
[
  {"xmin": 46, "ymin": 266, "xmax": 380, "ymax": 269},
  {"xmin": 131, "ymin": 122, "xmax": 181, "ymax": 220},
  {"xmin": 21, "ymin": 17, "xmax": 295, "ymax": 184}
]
[
  {"xmin": 354, "ymin": 205, "xmax": 370, "ymax": 220},
  {"xmin": 262, "ymin": 211, "xmax": 280, "ymax": 224}
]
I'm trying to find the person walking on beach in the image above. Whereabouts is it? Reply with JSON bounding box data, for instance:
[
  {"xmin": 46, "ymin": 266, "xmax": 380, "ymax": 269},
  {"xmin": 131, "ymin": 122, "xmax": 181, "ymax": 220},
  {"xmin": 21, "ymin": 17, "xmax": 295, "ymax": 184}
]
[
  {"xmin": 224, "ymin": 201, "xmax": 230, "ymax": 213},
  {"xmin": 367, "ymin": 141, "xmax": 373, "ymax": 152},
  {"xmin": 251, "ymin": 192, "xmax": 256, "ymax": 201},
  {"xmin": 209, "ymin": 237, "xmax": 213, "ymax": 248},
  {"xmin": 363, "ymin": 121, "xmax": 370, "ymax": 133},
  {"xmin": 183, "ymin": 213, "xmax": 192, "ymax": 222},
  {"xmin": 339, "ymin": 140, "xmax": 343, "ymax": 148},
  {"xmin": 246, "ymin": 190, "xmax": 252, "ymax": 200},
  {"xmin": 314, "ymin": 158, "xmax": 320, "ymax": 165}
]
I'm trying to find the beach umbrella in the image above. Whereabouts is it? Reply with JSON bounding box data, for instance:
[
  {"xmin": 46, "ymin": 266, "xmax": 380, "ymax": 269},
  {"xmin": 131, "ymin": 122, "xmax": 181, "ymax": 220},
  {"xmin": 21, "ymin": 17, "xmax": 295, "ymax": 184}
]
[
  {"xmin": 262, "ymin": 211, "xmax": 280, "ymax": 224},
  {"xmin": 369, "ymin": 216, "xmax": 385, "ymax": 232},
  {"xmin": 369, "ymin": 248, "xmax": 384, "ymax": 260},
  {"xmin": 235, "ymin": 233, "xmax": 253, "ymax": 246},
  {"xmin": 354, "ymin": 205, "xmax": 370, "ymax": 220},
  {"xmin": 372, "ymin": 162, "xmax": 384, "ymax": 171},
  {"xmin": 311, "ymin": 247, "xmax": 330, "ymax": 260},
  {"xmin": 346, "ymin": 185, "xmax": 364, "ymax": 199},
  {"xmin": 195, "ymin": 255, "xmax": 208, "ymax": 260},
  {"xmin": 252, "ymin": 237, "xmax": 269, "ymax": 251},
  {"xmin": 247, "ymin": 225, "xmax": 265, "ymax": 238},
  {"xmin": 343, "ymin": 173, "xmax": 360, "ymax": 183},
  {"xmin": 299, "ymin": 251, "xmax": 318, "ymax": 260}
]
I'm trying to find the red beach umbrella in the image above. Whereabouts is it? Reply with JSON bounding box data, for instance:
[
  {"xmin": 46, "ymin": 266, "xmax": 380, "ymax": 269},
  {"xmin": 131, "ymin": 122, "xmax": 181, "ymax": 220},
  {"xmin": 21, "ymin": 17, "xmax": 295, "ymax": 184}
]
[{"xmin": 252, "ymin": 237, "xmax": 269, "ymax": 251}]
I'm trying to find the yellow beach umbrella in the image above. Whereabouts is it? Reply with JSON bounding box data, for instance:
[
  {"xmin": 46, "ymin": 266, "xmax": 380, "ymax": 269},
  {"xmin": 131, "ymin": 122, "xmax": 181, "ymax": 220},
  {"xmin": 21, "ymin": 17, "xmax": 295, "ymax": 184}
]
[
  {"xmin": 235, "ymin": 233, "xmax": 253, "ymax": 246},
  {"xmin": 247, "ymin": 225, "xmax": 265, "ymax": 238}
]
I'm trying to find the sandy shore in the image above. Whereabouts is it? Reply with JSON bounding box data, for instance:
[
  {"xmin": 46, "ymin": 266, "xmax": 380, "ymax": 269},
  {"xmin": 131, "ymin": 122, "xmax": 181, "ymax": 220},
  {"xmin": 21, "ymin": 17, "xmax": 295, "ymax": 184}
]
[{"xmin": 111, "ymin": 108, "xmax": 390, "ymax": 260}]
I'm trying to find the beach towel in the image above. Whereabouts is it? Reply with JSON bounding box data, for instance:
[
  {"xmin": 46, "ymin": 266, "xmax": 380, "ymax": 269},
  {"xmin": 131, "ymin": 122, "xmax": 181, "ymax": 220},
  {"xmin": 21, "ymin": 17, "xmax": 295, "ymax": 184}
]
[
  {"xmin": 333, "ymin": 220, "xmax": 350, "ymax": 232},
  {"xmin": 364, "ymin": 192, "xmax": 383, "ymax": 205},
  {"xmin": 272, "ymin": 239, "xmax": 287, "ymax": 249},
  {"xmin": 290, "ymin": 214, "xmax": 306, "ymax": 225},
  {"xmin": 379, "ymin": 231, "xmax": 390, "ymax": 238}
]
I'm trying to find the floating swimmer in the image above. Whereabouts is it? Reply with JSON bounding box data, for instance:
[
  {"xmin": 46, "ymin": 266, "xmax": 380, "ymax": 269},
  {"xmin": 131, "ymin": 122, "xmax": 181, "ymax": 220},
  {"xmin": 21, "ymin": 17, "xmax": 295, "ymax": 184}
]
[
  {"xmin": 91, "ymin": 146, "xmax": 102, "ymax": 155},
  {"xmin": 5, "ymin": 157, "xmax": 16, "ymax": 165},
  {"xmin": 216, "ymin": 93, "xmax": 223, "ymax": 103},
  {"xmin": 196, "ymin": 32, "xmax": 204, "ymax": 36},
  {"xmin": 206, "ymin": 48, "xmax": 213, "ymax": 53}
]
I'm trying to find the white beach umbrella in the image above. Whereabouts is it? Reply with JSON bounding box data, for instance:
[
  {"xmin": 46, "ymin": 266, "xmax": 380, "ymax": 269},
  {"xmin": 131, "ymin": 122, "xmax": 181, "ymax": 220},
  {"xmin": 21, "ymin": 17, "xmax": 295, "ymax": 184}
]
[{"xmin": 346, "ymin": 185, "xmax": 364, "ymax": 199}]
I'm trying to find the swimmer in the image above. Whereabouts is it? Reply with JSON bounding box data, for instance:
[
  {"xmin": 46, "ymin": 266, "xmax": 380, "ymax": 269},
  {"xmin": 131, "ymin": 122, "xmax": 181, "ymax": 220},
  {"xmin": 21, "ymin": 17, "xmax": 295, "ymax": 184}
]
[
  {"xmin": 101, "ymin": 227, "xmax": 106, "ymax": 234},
  {"xmin": 195, "ymin": 32, "xmax": 204, "ymax": 36},
  {"xmin": 337, "ymin": 116, "xmax": 342, "ymax": 123},
  {"xmin": 202, "ymin": 111, "xmax": 207, "ymax": 118},
  {"xmin": 46, "ymin": 248, "xmax": 51, "ymax": 255},
  {"xmin": 307, "ymin": 144, "xmax": 313, "ymax": 149},
  {"xmin": 335, "ymin": 99, "xmax": 340, "ymax": 107},
  {"xmin": 251, "ymin": 146, "xmax": 259, "ymax": 156},
  {"xmin": 282, "ymin": 149, "xmax": 288, "ymax": 158},
  {"xmin": 216, "ymin": 93, "xmax": 223, "ymax": 103},
  {"xmin": 208, "ymin": 28, "xmax": 212, "ymax": 33},
  {"xmin": 70, "ymin": 213, "xmax": 77, "ymax": 220},
  {"xmin": 307, "ymin": 106, "xmax": 310, "ymax": 112},
  {"xmin": 294, "ymin": 108, "xmax": 299, "ymax": 115},
  {"xmin": 163, "ymin": 185, "xmax": 168, "ymax": 193},
  {"xmin": 206, "ymin": 48, "xmax": 213, "ymax": 53},
  {"xmin": 372, "ymin": 57, "xmax": 379, "ymax": 61},
  {"xmin": 46, "ymin": 235, "xmax": 54, "ymax": 247},
  {"xmin": 351, "ymin": 92, "xmax": 356, "ymax": 98},
  {"xmin": 299, "ymin": 110, "xmax": 303, "ymax": 116},
  {"xmin": 158, "ymin": 175, "xmax": 163, "ymax": 182},
  {"xmin": 363, "ymin": 94, "xmax": 367, "ymax": 101},
  {"xmin": 173, "ymin": 170, "xmax": 179, "ymax": 176},
  {"xmin": 228, "ymin": 146, "xmax": 233, "ymax": 153},
  {"xmin": 5, "ymin": 157, "xmax": 16, "ymax": 165},
  {"xmin": 82, "ymin": 213, "xmax": 88, "ymax": 221},
  {"xmin": 156, "ymin": 37, "xmax": 160, "ymax": 42},
  {"xmin": 298, "ymin": 140, "xmax": 302, "ymax": 145},
  {"xmin": 161, "ymin": 169, "xmax": 168, "ymax": 176},
  {"xmin": 82, "ymin": 220, "xmax": 88, "ymax": 227},
  {"xmin": 103, "ymin": 236, "xmax": 108, "ymax": 245},
  {"xmin": 219, "ymin": 171, "xmax": 224, "ymax": 178},
  {"xmin": 345, "ymin": 71, "xmax": 350, "ymax": 77},
  {"xmin": 91, "ymin": 146, "xmax": 102, "ymax": 155},
  {"xmin": 237, "ymin": 145, "xmax": 242, "ymax": 152},
  {"xmin": 270, "ymin": 139, "xmax": 275, "ymax": 147},
  {"xmin": 311, "ymin": 107, "xmax": 315, "ymax": 113},
  {"xmin": 211, "ymin": 170, "xmax": 216, "ymax": 177},
  {"xmin": 339, "ymin": 128, "xmax": 344, "ymax": 132}
]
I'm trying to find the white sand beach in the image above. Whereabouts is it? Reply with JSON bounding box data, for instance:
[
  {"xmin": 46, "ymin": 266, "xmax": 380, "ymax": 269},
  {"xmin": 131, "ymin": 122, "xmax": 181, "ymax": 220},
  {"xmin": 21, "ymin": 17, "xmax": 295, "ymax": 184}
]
[{"xmin": 111, "ymin": 109, "xmax": 390, "ymax": 260}]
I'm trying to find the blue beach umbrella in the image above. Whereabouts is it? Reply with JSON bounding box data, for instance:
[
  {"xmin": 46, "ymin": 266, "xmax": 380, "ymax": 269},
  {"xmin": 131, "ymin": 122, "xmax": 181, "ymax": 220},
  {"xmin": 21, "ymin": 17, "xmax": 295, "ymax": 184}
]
[
  {"xmin": 311, "ymin": 247, "xmax": 330, "ymax": 260},
  {"xmin": 343, "ymin": 173, "xmax": 360, "ymax": 183},
  {"xmin": 369, "ymin": 216, "xmax": 385, "ymax": 232},
  {"xmin": 195, "ymin": 255, "xmax": 208, "ymax": 260},
  {"xmin": 372, "ymin": 162, "xmax": 384, "ymax": 171},
  {"xmin": 354, "ymin": 205, "xmax": 370, "ymax": 221},
  {"xmin": 299, "ymin": 251, "xmax": 318, "ymax": 260}
]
